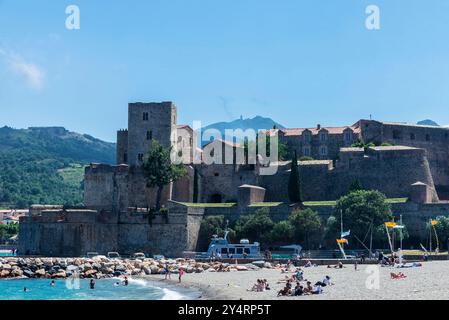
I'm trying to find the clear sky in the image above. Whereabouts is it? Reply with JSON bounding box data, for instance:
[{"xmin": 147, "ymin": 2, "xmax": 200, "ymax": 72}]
[{"xmin": 1, "ymin": 0, "xmax": 449, "ymax": 142}]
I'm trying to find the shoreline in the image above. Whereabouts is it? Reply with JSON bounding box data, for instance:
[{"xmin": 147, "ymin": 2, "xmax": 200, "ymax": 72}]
[{"xmin": 143, "ymin": 275, "xmax": 229, "ymax": 300}]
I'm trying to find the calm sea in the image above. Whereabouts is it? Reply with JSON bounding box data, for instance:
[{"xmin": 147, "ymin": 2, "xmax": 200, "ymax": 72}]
[{"xmin": 0, "ymin": 278, "xmax": 190, "ymax": 300}]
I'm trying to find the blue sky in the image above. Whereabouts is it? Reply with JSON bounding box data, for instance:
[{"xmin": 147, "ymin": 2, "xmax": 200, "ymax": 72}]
[{"xmin": 1, "ymin": 0, "xmax": 449, "ymax": 142}]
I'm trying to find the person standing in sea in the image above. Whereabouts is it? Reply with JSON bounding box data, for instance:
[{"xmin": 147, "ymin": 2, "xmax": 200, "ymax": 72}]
[
  {"xmin": 178, "ymin": 267, "xmax": 185, "ymax": 283},
  {"xmin": 164, "ymin": 264, "xmax": 171, "ymax": 280},
  {"xmin": 90, "ymin": 279, "xmax": 95, "ymax": 290}
]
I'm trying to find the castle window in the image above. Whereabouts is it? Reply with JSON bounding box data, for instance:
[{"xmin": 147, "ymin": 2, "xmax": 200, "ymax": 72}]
[
  {"xmin": 320, "ymin": 146, "xmax": 328, "ymax": 156},
  {"xmin": 303, "ymin": 146, "xmax": 311, "ymax": 156},
  {"xmin": 410, "ymin": 133, "xmax": 415, "ymax": 140},
  {"xmin": 143, "ymin": 112, "xmax": 149, "ymax": 121},
  {"xmin": 426, "ymin": 134, "xmax": 431, "ymax": 141},
  {"xmin": 214, "ymin": 173, "xmax": 220, "ymax": 177},
  {"xmin": 393, "ymin": 130, "xmax": 402, "ymax": 139},
  {"xmin": 344, "ymin": 131, "xmax": 352, "ymax": 142},
  {"xmin": 138, "ymin": 153, "xmax": 144, "ymax": 162},
  {"xmin": 303, "ymin": 131, "xmax": 311, "ymax": 142},
  {"xmin": 123, "ymin": 153, "xmax": 128, "ymax": 163},
  {"xmin": 319, "ymin": 132, "xmax": 328, "ymax": 142},
  {"xmin": 146, "ymin": 130, "xmax": 153, "ymax": 140}
]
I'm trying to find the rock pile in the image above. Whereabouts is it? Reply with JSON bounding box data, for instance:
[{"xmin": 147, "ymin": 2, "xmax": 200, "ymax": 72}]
[{"xmin": 0, "ymin": 257, "xmax": 270, "ymax": 279}]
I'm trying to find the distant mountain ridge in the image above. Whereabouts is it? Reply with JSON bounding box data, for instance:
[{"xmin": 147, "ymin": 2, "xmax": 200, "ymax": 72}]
[
  {"xmin": 0, "ymin": 126, "xmax": 116, "ymax": 208},
  {"xmin": 0, "ymin": 126, "xmax": 115, "ymax": 164},
  {"xmin": 201, "ymin": 116, "xmax": 285, "ymax": 145},
  {"xmin": 417, "ymin": 119, "xmax": 439, "ymax": 127}
]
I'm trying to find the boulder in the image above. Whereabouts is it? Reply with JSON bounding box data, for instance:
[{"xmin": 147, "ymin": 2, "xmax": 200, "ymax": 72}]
[
  {"xmin": 1, "ymin": 264, "xmax": 12, "ymax": 271},
  {"xmin": 0, "ymin": 270, "xmax": 10, "ymax": 278},
  {"xmin": 35, "ymin": 269, "xmax": 47, "ymax": 278},
  {"xmin": 23, "ymin": 269, "xmax": 34, "ymax": 278},
  {"xmin": 251, "ymin": 261, "xmax": 266, "ymax": 268},
  {"xmin": 53, "ymin": 271, "xmax": 67, "ymax": 279},
  {"xmin": 84, "ymin": 269, "xmax": 97, "ymax": 278},
  {"xmin": 236, "ymin": 266, "xmax": 248, "ymax": 271},
  {"xmin": 11, "ymin": 268, "xmax": 23, "ymax": 277}
]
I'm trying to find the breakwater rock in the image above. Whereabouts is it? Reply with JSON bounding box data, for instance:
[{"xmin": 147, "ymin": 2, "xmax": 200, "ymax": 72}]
[{"xmin": 0, "ymin": 257, "xmax": 265, "ymax": 280}]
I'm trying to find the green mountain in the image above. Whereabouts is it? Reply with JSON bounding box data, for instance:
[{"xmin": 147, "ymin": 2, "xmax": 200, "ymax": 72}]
[
  {"xmin": 201, "ymin": 116, "xmax": 285, "ymax": 146},
  {"xmin": 0, "ymin": 126, "xmax": 115, "ymax": 209}
]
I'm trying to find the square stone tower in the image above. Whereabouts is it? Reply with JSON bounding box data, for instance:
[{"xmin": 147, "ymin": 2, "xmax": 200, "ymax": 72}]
[{"xmin": 117, "ymin": 102, "xmax": 177, "ymax": 166}]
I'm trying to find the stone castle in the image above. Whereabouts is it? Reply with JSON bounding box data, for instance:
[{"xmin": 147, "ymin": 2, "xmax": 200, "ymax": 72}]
[{"xmin": 19, "ymin": 102, "xmax": 449, "ymax": 257}]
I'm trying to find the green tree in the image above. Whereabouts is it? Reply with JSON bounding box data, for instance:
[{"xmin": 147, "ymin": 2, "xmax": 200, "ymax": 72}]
[
  {"xmin": 234, "ymin": 208, "xmax": 274, "ymax": 244},
  {"xmin": 288, "ymin": 151, "xmax": 302, "ymax": 203},
  {"xmin": 349, "ymin": 180, "xmax": 364, "ymax": 193},
  {"xmin": 270, "ymin": 221, "xmax": 295, "ymax": 244},
  {"xmin": 289, "ymin": 208, "xmax": 322, "ymax": 249},
  {"xmin": 197, "ymin": 216, "xmax": 236, "ymax": 251},
  {"xmin": 244, "ymin": 135, "xmax": 288, "ymax": 162},
  {"xmin": 142, "ymin": 140, "xmax": 187, "ymax": 210},
  {"xmin": 330, "ymin": 190, "xmax": 393, "ymax": 247}
]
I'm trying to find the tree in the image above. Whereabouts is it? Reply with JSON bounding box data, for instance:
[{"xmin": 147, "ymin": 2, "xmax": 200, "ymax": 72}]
[
  {"xmin": 142, "ymin": 140, "xmax": 187, "ymax": 210},
  {"xmin": 270, "ymin": 221, "xmax": 295, "ymax": 244},
  {"xmin": 349, "ymin": 180, "xmax": 364, "ymax": 193},
  {"xmin": 234, "ymin": 207, "xmax": 274, "ymax": 244},
  {"xmin": 330, "ymin": 190, "xmax": 393, "ymax": 248},
  {"xmin": 243, "ymin": 135, "xmax": 288, "ymax": 162},
  {"xmin": 197, "ymin": 215, "xmax": 236, "ymax": 251},
  {"xmin": 288, "ymin": 151, "xmax": 302, "ymax": 203},
  {"xmin": 289, "ymin": 208, "xmax": 322, "ymax": 249}
]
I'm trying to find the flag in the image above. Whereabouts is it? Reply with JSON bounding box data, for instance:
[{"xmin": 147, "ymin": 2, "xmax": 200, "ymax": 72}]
[
  {"xmin": 341, "ymin": 230, "xmax": 351, "ymax": 238},
  {"xmin": 385, "ymin": 222, "xmax": 397, "ymax": 228},
  {"xmin": 431, "ymin": 220, "xmax": 439, "ymax": 226},
  {"xmin": 337, "ymin": 239, "xmax": 348, "ymax": 244},
  {"xmin": 393, "ymin": 225, "xmax": 405, "ymax": 229}
]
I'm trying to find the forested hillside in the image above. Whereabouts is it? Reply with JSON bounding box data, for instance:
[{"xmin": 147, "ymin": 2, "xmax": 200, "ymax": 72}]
[{"xmin": 0, "ymin": 126, "xmax": 115, "ymax": 209}]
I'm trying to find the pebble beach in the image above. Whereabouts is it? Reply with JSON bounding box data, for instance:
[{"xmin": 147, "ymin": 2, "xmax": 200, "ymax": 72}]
[{"xmin": 149, "ymin": 260, "xmax": 449, "ymax": 300}]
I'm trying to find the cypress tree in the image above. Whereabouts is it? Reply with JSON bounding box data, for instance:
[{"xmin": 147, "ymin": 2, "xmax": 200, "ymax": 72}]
[{"xmin": 288, "ymin": 151, "xmax": 302, "ymax": 203}]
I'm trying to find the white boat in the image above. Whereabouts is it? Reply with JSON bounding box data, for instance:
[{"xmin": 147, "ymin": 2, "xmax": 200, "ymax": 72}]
[{"xmin": 195, "ymin": 231, "xmax": 263, "ymax": 259}]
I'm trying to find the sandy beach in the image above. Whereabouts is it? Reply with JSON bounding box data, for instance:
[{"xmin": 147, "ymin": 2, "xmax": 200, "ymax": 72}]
[{"xmin": 147, "ymin": 260, "xmax": 449, "ymax": 300}]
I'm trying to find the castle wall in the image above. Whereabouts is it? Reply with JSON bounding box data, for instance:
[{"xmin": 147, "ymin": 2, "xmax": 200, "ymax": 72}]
[
  {"xmin": 357, "ymin": 120, "xmax": 449, "ymax": 198},
  {"xmin": 19, "ymin": 204, "xmax": 204, "ymax": 258},
  {"xmin": 116, "ymin": 130, "xmax": 128, "ymax": 165},
  {"xmin": 298, "ymin": 146, "xmax": 438, "ymax": 201},
  {"xmin": 197, "ymin": 164, "xmax": 258, "ymax": 203}
]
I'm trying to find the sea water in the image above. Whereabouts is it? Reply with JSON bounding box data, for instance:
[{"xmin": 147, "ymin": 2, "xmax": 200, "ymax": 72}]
[{"xmin": 0, "ymin": 278, "xmax": 189, "ymax": 300}]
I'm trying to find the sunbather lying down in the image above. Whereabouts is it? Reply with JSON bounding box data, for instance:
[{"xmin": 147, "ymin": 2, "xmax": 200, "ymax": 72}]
[{"xmin": 390, "ymin": 272, "xmax": 407, "ymax": 279}]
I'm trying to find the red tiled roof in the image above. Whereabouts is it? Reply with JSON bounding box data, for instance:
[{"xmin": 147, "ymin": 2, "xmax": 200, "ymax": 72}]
[{"xmin": 281, "ymin": 126, "xmax": 356, "ymax": 137}]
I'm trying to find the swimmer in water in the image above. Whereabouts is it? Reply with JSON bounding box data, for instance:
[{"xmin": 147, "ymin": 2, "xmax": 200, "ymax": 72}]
[
  {"xmin": 23, "ymin": 287, "xmax": 28, "ymax": 292},
  {"xmin": 50, "ymin": 280, "xmax": 55, "ymax": 287},
  {"xmin": 90, "ymin": 279, "xmax": 95, "ymax": 290},
  {"xmin": 123, "ymin": 276, "xmax": 129, "ymax": 286}
]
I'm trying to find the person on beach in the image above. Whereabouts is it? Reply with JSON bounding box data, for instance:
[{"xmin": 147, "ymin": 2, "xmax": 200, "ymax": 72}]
[
  {"xmin": 294, "ymin": 283, "xmax": 304, "ymax": 296},
  {"xmin": 164, "ymin": 264, "xmax": 171, "ymax": 280},
  {"xmin": 312, "ymin": 284, "xmax": 323, "ymax": 295},
  {"xmin": 90, "ymin": 279, "xmax": 95, "ymax": 289},
  {"xmin": 179, "ymin": 267, "xmax": 185, "ymax": 283},
  {"xmin": 304, "ymin": 281, "xmax": 314, "ymax": 295},
  {"xmin": 315, "ymin": 276, "xmax": 332, "ymax": 287}
]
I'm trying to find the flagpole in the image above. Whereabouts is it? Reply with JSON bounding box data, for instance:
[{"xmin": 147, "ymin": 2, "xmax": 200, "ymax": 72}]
[
  {"xmin": 429, "ymin": 218, "xmax": 432, "ymax": 255},
  {"xmin": 399, "ymin": 215, "xmax": 403, "ymax": 264}
]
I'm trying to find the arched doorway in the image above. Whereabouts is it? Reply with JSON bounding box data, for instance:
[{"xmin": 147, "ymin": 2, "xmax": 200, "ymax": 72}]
[{"xmin": 210, "ymin": 193, "xmax": 223, "ymax": 203}]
